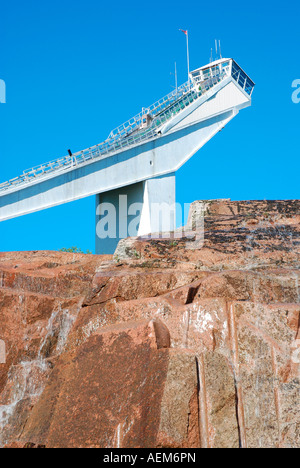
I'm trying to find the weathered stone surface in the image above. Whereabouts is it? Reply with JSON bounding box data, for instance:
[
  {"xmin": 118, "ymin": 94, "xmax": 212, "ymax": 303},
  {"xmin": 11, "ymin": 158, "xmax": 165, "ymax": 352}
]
[
  {"xmin": 199, "ymin": 351, "xmax": 239, "ymax": 448},
  {"xmin": 0, "ymin": 199, "xmax": 299, "ymax": 448},
  {"xmin": 157, "ymin": 349, "xmax": 200, "ymax": 448},
  {"xmin": 12, "ymin": 321, "xmax": 198, "ymax": 448}
]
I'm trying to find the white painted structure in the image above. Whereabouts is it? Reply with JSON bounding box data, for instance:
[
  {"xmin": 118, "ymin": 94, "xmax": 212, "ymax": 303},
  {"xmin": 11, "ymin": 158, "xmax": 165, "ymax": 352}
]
[{"xmin": 0, "ymin": 58, "xmax": 254, "ymax": 253}]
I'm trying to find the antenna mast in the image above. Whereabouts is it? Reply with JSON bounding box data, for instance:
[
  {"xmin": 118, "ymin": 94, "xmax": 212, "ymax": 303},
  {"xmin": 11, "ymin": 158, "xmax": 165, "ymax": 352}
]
[{"xmin": 215, "ymin": 39, "xmax": 222, "ymax": 59}]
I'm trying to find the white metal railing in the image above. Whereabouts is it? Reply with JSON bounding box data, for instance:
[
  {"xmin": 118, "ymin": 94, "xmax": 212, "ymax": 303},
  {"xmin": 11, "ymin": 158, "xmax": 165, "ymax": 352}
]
[
  {"xmin": 107, "ymin": 80, "xmax": 194, "ymax": 142},
  {"xmin": 0, "ymin": 67, "xmax": 230, "ymax": 194}
]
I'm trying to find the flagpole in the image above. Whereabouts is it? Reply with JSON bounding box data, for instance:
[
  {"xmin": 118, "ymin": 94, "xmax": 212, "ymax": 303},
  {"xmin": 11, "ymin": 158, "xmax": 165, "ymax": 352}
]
[
  {"xmin": 186, "ymin": 30, "xmax": 190, "ymax": 81},
  {"xmin": 179, "ymin": 29, "xmax": 190, "ymax": 85}
]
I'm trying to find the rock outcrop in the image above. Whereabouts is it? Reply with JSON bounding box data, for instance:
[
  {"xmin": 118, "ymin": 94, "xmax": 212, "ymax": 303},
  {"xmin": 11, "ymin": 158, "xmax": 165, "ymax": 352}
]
[{"xmin": 0, "ymin": 199, "xmax": 299, "ymax": 448}]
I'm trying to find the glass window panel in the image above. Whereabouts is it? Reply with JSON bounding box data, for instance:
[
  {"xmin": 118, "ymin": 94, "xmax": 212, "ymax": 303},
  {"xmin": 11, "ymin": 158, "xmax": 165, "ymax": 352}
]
[
  {"xmin": 245, "ymin": 80, "xmax": 254, "ymax": 95},
  {"xmin": 232, "ymin": 63, "xmax": 240, "ymax": 81},
  {"xmin": 238, "ymin": 75, "xmax": 246, "ymax": 87}
]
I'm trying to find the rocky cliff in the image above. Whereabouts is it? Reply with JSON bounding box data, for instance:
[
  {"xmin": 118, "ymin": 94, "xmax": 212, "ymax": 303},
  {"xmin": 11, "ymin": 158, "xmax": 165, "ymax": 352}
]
[{"xmin": 0, "ymin": 199, "xmax": 299, "ymax": 448}]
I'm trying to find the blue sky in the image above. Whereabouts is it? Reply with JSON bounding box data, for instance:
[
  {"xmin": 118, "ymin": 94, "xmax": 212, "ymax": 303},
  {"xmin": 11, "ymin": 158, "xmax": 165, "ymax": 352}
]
[{"xmin": 0, "ymin": 0, "xmax": 299, "ymax": 253}]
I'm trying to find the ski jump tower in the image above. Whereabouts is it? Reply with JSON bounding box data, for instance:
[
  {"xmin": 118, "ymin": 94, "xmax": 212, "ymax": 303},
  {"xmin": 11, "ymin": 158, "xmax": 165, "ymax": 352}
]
[{"xmin": 0, "ymin": 58, "xmax": 254, "ymax": 253}]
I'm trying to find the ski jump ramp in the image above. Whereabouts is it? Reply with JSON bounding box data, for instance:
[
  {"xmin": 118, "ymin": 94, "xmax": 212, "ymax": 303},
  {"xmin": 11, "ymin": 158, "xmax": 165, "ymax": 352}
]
[{"xmin": 0, "ymin": 58, "xmax": 254, "ymax": 253}]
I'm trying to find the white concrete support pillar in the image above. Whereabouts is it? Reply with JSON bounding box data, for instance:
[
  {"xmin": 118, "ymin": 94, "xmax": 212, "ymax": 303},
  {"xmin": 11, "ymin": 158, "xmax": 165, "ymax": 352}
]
[
  {"xmin": 138, "ymin": 173, "xmax": 176, "ymax": 237},
  {"xmin": 95, "ymin": 173, "xmax": 176, "ymax": 255}
]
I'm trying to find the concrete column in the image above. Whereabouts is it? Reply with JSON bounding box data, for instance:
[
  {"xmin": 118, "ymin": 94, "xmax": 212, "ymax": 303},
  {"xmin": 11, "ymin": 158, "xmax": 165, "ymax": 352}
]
[{"xmin": 95, "ymin": 173, "xmax": 176, "ymax": 254}]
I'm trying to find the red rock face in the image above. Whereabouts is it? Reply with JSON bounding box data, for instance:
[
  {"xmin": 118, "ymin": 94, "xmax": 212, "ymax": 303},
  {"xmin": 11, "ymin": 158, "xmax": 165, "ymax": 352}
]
[
  {"xmin": 0, "ymin": 200, "xmax": 299, "ymax": 448},
  {"xmin": 19, "ymin": 321, "xmax": 199, "ymax": 449}
]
